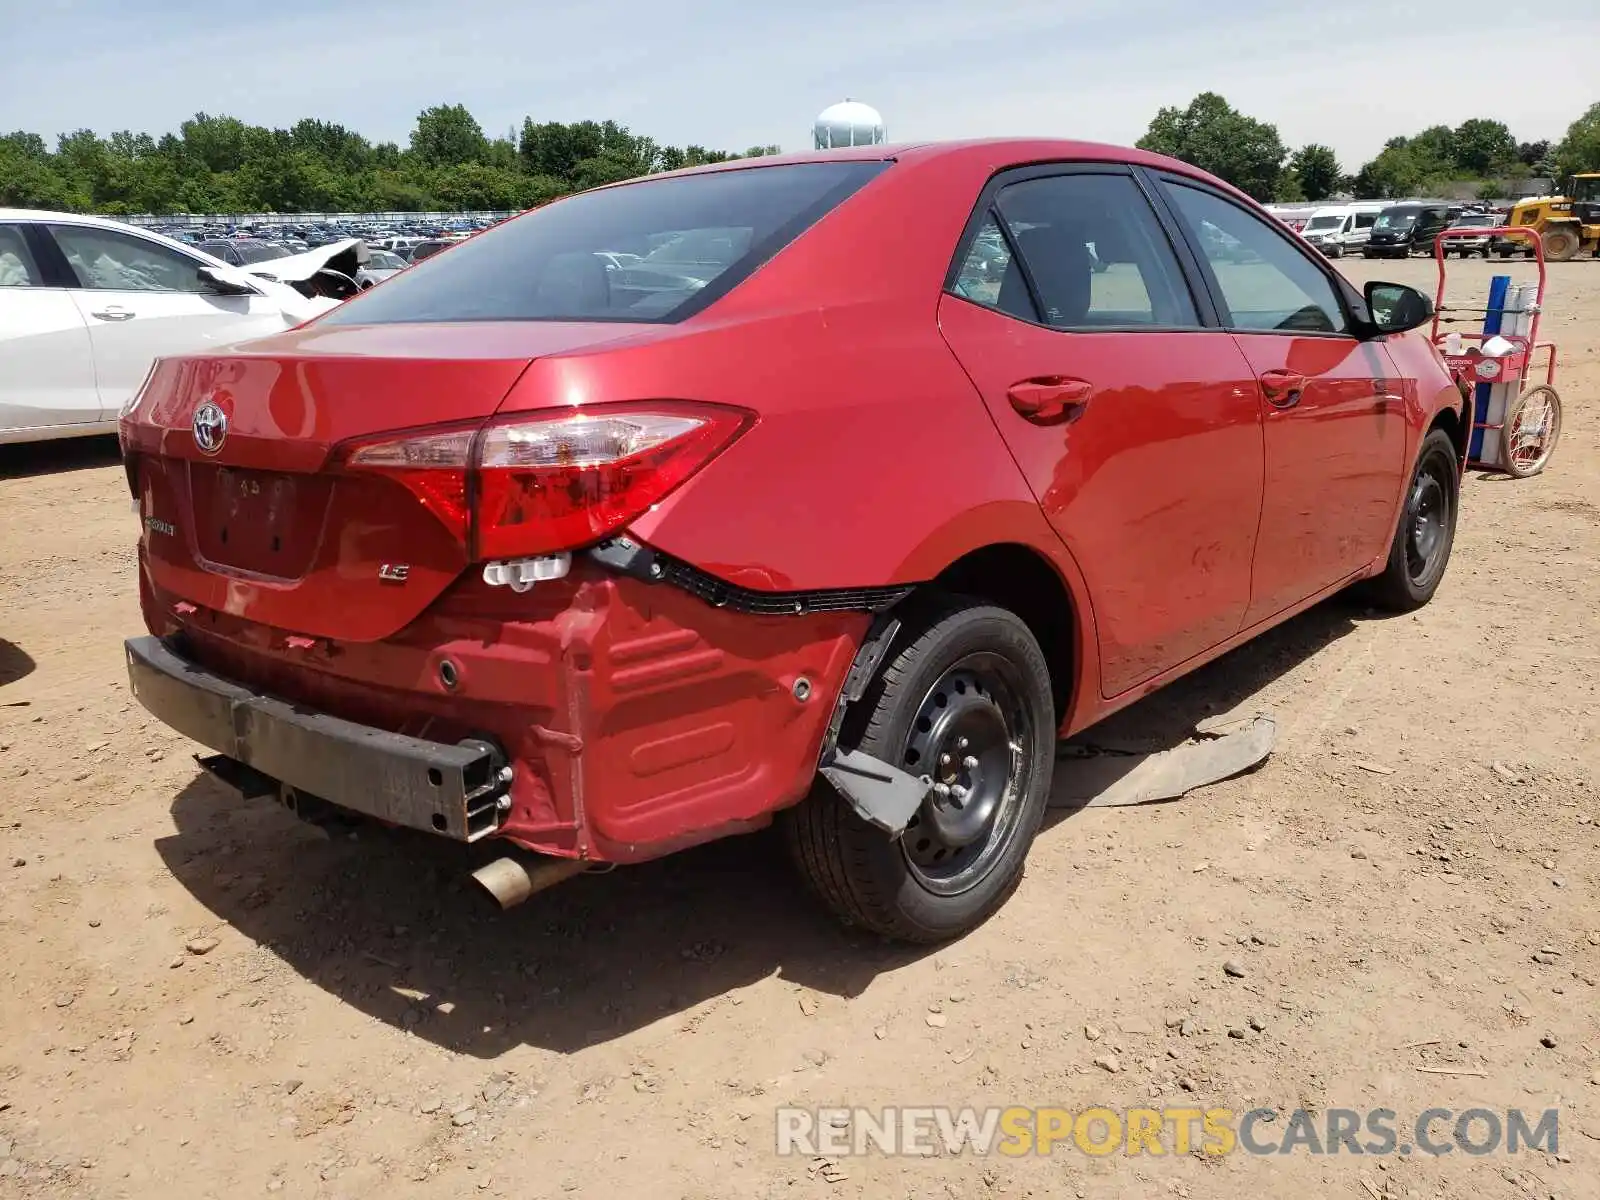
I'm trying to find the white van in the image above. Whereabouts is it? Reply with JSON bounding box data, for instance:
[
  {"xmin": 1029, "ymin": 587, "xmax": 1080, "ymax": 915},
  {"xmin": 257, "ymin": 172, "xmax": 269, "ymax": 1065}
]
[{"xmin": 1300, "ymin": 202, "xmax": 1385, "ymax": 258}]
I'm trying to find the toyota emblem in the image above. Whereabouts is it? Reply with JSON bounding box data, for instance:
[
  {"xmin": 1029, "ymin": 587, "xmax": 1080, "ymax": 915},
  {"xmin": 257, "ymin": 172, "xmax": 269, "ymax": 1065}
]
[{"xmin": 192, "ymin": 402, "xmax": 228, "ymax": 455}]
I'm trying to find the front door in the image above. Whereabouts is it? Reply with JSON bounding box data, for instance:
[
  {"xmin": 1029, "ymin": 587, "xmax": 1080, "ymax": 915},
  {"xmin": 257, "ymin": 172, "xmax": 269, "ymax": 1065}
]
[
  {"xmin": 43, "ymin": 222, "xmax": 282, "ymax": 417},
  {"xmin": 1155, "ymin": 178, "xmax": 1407, "ymax": 624},
  {"xmin": 937, "ymin": 167, "xmax": 1266, "ymax": 697}
]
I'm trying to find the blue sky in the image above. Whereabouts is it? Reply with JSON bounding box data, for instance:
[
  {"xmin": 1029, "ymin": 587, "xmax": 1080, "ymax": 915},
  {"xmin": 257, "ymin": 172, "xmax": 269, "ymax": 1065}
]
[{"xmin": 4, "ymin": 0, "xmax": 1596, "ymax": 169}]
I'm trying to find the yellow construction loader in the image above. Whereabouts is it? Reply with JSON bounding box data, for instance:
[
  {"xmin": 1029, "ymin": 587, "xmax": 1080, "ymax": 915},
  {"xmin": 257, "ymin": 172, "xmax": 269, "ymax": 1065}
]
[{"xmin": 1494, "ymin": 174, "xmax": 1600, "ymax": 261}]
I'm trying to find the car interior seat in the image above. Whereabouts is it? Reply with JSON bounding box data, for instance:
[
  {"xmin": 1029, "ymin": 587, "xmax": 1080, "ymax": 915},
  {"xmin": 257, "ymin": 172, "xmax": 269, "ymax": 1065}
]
[{"xmin": 997, "ymin": 223, "xmax": 1092, "ymax": 327}]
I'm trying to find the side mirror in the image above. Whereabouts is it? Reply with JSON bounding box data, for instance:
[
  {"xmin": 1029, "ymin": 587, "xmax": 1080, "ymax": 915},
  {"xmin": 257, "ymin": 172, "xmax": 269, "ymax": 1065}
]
[
  {"xmin": 1363, "ymin": 281, "xmax": 1433, "ymax": 335},
  {"xmin": 197, "ymin": 266, "xmax": 258, "ymax": 296}
]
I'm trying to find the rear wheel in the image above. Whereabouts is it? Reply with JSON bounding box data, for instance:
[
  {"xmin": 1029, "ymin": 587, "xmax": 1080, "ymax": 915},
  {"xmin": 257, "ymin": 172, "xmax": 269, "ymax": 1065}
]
[
  {"xmin": 1502, "ymin": 385, "xmax": 1561, "ymax": 478},
  {"xmin": 1364, "ymin": 429, "xmax": 1459, "ymax": 612},
  {"xmin": 785, "ymin": 597, "xmax": 1055, "ymax": 942}
]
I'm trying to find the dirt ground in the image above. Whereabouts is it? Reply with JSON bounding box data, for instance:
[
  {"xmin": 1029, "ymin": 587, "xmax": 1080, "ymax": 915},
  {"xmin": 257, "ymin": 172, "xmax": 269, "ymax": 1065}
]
[{"xmin": 2, "ymin": 256, "xmax": 1598, "ymax": 1200}]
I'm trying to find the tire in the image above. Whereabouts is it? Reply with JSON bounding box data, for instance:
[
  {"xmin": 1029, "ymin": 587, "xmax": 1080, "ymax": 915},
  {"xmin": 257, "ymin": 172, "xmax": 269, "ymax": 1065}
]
[
  {"xmin": 1543, "ymin": 228, "xmax": 1580, "ymax": 262},
  {"xmin": 784, "ymin": 596, "xmax": 1056, "ymax": 942},
  {"xmin": 1501, "ymin": 385, "xmax": 1561, "ymax": 478},
  {"xmin": 1364, "ymin": 429, "xmax": 1459, "ymax": 612}
]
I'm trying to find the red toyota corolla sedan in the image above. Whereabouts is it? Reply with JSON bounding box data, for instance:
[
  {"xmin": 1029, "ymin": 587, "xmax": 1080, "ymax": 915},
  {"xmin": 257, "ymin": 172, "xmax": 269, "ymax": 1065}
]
[{"xmin": 120, "ymin": 139, "xmax": 1465, "ymax": 942}]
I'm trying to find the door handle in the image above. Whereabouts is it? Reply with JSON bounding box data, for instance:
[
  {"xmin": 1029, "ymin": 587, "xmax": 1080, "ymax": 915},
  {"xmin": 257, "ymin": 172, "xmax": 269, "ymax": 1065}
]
[
  {"xmin": 1006, "ymin": 377, "xmax": 1093, "ymax": 423},
  {"xmin": 89, "ymin": 307, "xmax": 135, "ymax": 322},
  {"xmin": 1258, "ymin": 369, "xmax": 1305, "ymax": 408}
]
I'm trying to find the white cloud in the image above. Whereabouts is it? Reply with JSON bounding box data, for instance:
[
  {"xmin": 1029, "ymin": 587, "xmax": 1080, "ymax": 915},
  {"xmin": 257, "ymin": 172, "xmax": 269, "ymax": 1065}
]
[{"xmin": 0, "ymin": 0, "xmax": 1593, "ymax": 168}]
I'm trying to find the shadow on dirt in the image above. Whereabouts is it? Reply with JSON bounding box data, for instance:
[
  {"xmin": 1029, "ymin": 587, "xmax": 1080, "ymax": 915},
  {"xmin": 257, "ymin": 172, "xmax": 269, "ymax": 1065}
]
[
  {"xmin": 154, "ymin": 594, "xmax": 1368, "ymax": 1059},
  {"xmin": 156, "ymin": 784, "xmax": 928, "ymax": 1059},
  {"xmin": 0, "ymin": 434, "xmax": 122, "ymax": 480},
  {"xmin": 0, "ymin": 639, "xmax": 37, "ymax": 688}
]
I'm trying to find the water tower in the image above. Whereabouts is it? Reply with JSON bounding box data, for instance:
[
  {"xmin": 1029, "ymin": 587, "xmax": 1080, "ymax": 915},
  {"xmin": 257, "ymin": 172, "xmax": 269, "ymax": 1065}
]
[{"xmin": 813, "ymin": 100, "xmax": 885, "ymax": 150}]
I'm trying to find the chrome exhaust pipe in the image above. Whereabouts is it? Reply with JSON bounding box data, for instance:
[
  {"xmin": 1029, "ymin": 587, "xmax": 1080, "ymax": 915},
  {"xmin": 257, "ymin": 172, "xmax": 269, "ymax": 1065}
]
[{"xmin": 470, "ymin": 855, "xmax": 589, "ymax": 909}]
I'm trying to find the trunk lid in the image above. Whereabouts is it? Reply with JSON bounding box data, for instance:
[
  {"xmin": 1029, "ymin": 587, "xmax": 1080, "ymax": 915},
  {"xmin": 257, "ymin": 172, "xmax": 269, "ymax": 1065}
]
[{"xmin": 128, "ymin": 321, "xmax": 647, "ymax": 642}]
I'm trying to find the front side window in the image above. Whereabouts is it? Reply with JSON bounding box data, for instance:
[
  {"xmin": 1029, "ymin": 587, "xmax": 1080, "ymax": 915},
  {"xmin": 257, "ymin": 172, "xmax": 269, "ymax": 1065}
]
[
  {"xmin": 48, "ymin": 225, "xmax": 208, "ymax": 292},
  {"xmin": 324, "ymin": 160, "xmax": 887, "ymax": 325},
  {"xmin": 949, "ymin": 172, "xmax": 1198, "ymax": 329},
  {"xmin": 1162, "ymin": 184, "xmax": 1348, "ymax": 335},
  {"xmin": 0, "ymin": 225, "xmax": 41, "ymax": 287}
]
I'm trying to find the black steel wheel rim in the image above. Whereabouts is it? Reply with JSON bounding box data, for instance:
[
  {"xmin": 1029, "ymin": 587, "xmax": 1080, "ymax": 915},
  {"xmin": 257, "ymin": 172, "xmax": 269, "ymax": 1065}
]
[
  {"xmin": 898, "ymin": 651, "xmax": 1035, "ymax": 896},
  {"xmin": 1405, "ymin": 459, "xmax": 1450, "ymax": 585}
]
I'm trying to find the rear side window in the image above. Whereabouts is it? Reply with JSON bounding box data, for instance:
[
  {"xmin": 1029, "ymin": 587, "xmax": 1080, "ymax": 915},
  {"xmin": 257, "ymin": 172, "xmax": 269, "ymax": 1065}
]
[
  {"xmin": 949, "ymin": 172, "xmax": 1199, "ymax": 329},
  {"xmin": 323, "ymin": 161, "xmax": 888, "ymax": 325},
  {"xmin": 950, "ymin": 213, "xmax": 1032, "ymax": 320},
  {"xmin": 0, "ymin": 225, "xmax": 41, "ymax": 287}
]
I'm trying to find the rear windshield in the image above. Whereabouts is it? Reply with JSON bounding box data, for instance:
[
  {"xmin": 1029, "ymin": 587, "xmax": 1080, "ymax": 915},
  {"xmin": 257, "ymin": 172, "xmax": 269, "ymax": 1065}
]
[{"xmin": 321, "ymin": 160, "xmax": 888, "ymax": 325}]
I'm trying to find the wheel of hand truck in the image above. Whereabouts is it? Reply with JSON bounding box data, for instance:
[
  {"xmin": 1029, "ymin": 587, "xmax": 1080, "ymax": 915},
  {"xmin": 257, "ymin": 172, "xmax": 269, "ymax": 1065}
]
[
  {"xmin": 1502, "ymin": 385, "xmax": 1562, "ymax": 478},
  {"xmin": 1543, "ymin": 228, "xmax": 1580, "ymax": 263},
  {"xmin": 784, "ymin": 595, "xmax": 1055, "ymax": 942}
]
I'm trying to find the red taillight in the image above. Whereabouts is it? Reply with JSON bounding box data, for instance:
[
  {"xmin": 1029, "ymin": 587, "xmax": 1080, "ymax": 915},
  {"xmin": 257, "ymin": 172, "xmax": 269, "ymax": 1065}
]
[
  {"xmin": 341, "ymin": 403, "xmax": 751, "ymax": 559},
  {"xmin": 344, "ymin": 425, "xmax": 476, "ymax": 542}
]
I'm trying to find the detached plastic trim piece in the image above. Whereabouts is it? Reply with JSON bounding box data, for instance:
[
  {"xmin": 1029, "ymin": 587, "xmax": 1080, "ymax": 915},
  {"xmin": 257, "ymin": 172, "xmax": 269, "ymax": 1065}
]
[{"xmin": 588, "ymin": 536, "xmax": 912, "ymax": 615}]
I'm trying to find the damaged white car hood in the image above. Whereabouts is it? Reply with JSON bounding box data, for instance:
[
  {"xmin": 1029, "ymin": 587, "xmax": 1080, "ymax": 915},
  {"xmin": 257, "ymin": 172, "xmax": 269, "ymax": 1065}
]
[
  {"xmin": 242, "ymin": 237, "xmax": 369, "ymax": 286},
  {"xmin": 204, "ymin": 238, "xmax": 370, "ymax": 322}
]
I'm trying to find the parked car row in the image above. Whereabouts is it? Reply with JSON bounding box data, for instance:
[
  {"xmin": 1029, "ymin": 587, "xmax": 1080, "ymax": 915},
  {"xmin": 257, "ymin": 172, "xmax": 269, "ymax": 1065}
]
[
  {"xmin": 148, "ymin": 215, "xmax": 498, "ymax": 251},
  {"xmin": 1286, "ymin": 200, "xmax": 1510, "ymax": 260}
]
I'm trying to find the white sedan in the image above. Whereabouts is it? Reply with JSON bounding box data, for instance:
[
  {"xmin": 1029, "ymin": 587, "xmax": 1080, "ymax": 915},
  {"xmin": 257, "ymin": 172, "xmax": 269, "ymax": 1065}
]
[{"xmin": 0, "ymin": 211, "xmax": 354, "ymax": 446}]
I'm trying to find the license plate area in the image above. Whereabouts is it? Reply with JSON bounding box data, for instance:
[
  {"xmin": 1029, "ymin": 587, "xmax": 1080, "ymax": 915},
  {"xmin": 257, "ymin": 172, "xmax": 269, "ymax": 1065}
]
[{"xmin": 188, "ymin": 465, "xmax": 331, "ymax": 577}]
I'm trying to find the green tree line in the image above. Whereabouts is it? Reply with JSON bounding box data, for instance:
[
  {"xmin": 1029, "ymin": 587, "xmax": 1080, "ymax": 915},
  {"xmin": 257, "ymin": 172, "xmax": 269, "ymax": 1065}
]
[
  {"xmin": 5, "ymin": 95, "xmax": 1599, "ymax": 216},
  {"xmin": 1138, "ymin": 94, "xmax": 1600, "ymax": 203},
  {"xmin": 0, "ymin": 102, "xmax": 781, "ymax": 214}
]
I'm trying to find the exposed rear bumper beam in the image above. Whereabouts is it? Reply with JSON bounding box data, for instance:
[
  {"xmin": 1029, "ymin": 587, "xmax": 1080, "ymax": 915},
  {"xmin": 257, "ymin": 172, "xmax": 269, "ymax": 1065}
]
[{"xmin": 124, "ymin": 636, "xmax": 510, "ymax": 841}]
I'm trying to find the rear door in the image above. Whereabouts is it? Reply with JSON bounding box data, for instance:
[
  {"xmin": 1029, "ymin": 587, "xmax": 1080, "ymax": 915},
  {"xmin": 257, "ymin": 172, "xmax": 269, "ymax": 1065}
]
[
  {"xmin": 43, "ymin": 222, "xmax": 289, "ymax": 417},
  {"xmin": 1153, "ymin": 176, "xmax": 1407, "ymax": 624},
  {"xmin": 937, "ymin": 166, "xmax": 1266, "ymax": 697},
  {"xmin": 0, "ymin": 222, "xmax": 101, "ymax": 438}
]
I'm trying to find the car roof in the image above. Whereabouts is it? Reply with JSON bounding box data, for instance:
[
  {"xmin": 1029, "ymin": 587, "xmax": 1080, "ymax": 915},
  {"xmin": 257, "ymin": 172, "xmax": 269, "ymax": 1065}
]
[
  {"xmin": 0, "ymin": 207, "xmax": 153, "ymax": 226},
  {"xmin": 656, "ymin": 137, "xmax": 1220, "ymax": 178},
  {"xmin": 0, "ymin": 208, "xmax": 233, "ymax": 268}
]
